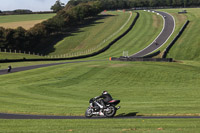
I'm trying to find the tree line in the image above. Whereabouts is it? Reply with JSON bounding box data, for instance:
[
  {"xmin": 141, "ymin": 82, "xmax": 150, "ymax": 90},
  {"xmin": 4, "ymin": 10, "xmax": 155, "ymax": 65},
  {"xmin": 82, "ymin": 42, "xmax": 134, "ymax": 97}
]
[
  {"xmin": 0, "ymin": 10, "xmax": 33, "ymax": 15},
  {"xmin": 68, "ymin": 0, "xmax": 200, "ymax": 9}
]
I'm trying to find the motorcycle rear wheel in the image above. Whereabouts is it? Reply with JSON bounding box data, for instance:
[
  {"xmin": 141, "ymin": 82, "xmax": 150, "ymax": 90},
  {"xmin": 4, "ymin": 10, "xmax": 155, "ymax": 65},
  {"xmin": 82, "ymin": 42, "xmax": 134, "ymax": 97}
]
[
  {"xmin": 85, "ymin": 108, "xmax": 93, "ymax": 118},
  {"xmin": 104, "ymin": 106, "xmax": 116, "ymax": 117}
]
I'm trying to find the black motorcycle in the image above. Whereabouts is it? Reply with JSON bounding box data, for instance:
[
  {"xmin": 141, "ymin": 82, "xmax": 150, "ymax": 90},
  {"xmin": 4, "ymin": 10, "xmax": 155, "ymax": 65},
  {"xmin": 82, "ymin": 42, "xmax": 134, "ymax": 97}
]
[{"xmin": 85, "ymin": 98, "xmax": 120, "ymax": 118}]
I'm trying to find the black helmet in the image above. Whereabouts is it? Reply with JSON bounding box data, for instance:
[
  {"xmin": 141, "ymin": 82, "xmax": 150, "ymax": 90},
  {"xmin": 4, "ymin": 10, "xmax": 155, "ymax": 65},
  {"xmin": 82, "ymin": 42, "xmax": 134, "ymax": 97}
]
[{"xmin": 102, "ymin": 91, "xmax": 108, "ymax": 95}]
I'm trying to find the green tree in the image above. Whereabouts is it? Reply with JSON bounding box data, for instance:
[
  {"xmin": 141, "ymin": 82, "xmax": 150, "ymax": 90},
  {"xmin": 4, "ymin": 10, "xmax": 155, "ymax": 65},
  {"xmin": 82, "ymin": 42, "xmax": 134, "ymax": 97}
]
[
  {"xmin": 166, "ymin": 0, "xmax": 172, "ymax": 6},
  {"xmin": 172, "ymin": 0, "xmax": 183, "ymax": 6},
  {"xmin": 51, "ymin": 0, "xmax": 65, "ymax": 13},
  {"xmin": 0, "ymin": 27, "xmax": 6, "ymax": 48},
  {"xmin": 149, "ymin": 0, "xmax": 158, "ymax": 7},
  {"xmin": 13, "ymin": 27, "xmax": 27, "ymax": 50},
  {"xmin": 183, "ymin": 0, "xmax": 188, "ymax": 7}
]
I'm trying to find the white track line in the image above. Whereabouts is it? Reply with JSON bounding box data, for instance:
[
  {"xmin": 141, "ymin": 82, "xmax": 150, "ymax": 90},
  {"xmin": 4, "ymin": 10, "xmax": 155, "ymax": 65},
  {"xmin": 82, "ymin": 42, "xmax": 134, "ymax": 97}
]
[{"xmin": 131, "ymin": 11, "xmax": 175, "ymax": 57}]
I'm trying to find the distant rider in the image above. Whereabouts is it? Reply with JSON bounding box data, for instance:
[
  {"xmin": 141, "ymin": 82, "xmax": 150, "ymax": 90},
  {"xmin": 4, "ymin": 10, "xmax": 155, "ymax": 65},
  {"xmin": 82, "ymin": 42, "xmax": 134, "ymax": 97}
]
[
  {"xmin": 95, "ymin": 91, "xmax": 113, "ymax": 109},
  {"xmin": 7, "ymin": 65, "xmax": 12, "ymax": 73}
]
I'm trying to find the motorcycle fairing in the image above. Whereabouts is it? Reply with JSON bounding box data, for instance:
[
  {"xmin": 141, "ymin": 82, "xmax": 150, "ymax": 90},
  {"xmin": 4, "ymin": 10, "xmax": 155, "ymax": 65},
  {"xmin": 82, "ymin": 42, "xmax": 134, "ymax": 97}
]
[{"xmin": 108, "ymin": 100, "xmax": 120, "ymax": 105}]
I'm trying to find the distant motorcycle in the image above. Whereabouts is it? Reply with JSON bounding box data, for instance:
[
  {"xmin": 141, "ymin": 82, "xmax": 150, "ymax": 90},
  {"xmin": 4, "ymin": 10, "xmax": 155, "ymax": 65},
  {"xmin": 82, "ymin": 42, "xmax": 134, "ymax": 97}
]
[{"xmin": 85, "ymin": 98, "xmax": 120, "ymax": 118}]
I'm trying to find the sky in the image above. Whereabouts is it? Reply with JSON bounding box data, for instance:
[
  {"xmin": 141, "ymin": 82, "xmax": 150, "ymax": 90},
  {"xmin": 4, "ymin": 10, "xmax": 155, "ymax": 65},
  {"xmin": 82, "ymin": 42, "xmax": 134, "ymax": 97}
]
[{"xmin": 0, "ymin": 0, "xmax": 69, "ymax": 11}]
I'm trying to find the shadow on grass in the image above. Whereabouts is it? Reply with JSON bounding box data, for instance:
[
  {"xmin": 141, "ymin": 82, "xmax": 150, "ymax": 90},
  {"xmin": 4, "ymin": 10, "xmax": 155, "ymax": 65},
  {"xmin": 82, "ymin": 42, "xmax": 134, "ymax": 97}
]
[
  {"xmin": 39, "ymin": 14, "xmax": 115, "ymax": 55},
  {"xmin": 116, "ymin": 112, "xmax": 142, "ymax": 117}
]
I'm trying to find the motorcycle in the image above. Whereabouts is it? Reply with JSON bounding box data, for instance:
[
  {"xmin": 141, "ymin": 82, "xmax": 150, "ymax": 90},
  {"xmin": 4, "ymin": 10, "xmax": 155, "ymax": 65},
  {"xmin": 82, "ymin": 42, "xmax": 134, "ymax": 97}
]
[{"xmin": 85, "ymin": 98, "xmax": 120, "ymax": 118}]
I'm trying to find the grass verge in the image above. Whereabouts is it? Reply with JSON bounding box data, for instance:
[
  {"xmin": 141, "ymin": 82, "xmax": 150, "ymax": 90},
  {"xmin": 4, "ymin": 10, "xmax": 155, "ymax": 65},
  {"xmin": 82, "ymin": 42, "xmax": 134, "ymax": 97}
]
[
  {"xmin": 0, "ymin": 60, "xmax": 199, "ymax": 116},
  {"xmin": 0, "ymin": 119, "xmax": 200, "ymax": 132}
]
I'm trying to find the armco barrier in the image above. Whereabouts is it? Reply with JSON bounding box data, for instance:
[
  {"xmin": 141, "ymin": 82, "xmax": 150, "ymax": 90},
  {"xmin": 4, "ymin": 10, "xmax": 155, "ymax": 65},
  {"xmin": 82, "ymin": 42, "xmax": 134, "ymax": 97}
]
[
  {"xmin": 111, "ymin": 56, "xmax": 173, "ymax": 62},
  {"xmin": 0, "ymin": 12, "xmax": 140, "ymax": 63},
  {"xmin": 162, "ymin": 20, "xmax": 190, "ymax": 58}
]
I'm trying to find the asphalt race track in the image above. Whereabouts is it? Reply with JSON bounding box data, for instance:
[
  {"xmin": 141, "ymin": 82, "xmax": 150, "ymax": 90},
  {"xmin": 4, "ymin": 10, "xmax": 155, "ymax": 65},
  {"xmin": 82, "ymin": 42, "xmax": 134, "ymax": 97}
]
[
  {"xmin": 0, "ymin": 113, "xmax": 200, "ymax": 119},
  {"xmin": 0, "ymin": 60, "xmax": 106, "ymax": 75},
  {"xmin": 130, "ymin": 11, "xmax": 175, "ymax": 57}
]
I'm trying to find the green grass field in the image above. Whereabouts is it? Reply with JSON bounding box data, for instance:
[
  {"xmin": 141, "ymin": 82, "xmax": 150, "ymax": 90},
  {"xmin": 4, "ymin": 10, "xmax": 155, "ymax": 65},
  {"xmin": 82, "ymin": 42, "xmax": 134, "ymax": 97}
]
[
  {"xmin": 0, "ymin": 13, "xmax": 56, "ymax": 23},
  {"xmin": 47, "ymin": 11, "xmax": 135, "ymax": 55},
  {"xmin": 0, "ymin": 60, "xmax": 200, "ymax": 116},
  {"xmin": 45, "ymin": 10, "xmax": 163, "ymax": 58},
  {"xmin": 0, "ymin": 13, "xmax": 56, "ymax": 29},
  {"xmin": 0, "ymin": 60, "xmax": 200, "ymax": 132},
  {"xmin": 1, "ymin": 8, "xmax": 200, "ymax": 132},
  {"xmin": 92, "ymin": 10, "xmax": 163, "ymax": 59},
  {"xmin": 1, "ymin": 119, "xmax": 200, "ymax": 132}
]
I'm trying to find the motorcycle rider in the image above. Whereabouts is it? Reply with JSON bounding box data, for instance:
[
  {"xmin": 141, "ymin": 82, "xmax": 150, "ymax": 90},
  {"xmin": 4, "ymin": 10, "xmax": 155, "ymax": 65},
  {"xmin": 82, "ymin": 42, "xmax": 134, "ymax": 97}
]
[{"xmin": 95, "ymin": 91, "xmax": 113, "ymax": 109}]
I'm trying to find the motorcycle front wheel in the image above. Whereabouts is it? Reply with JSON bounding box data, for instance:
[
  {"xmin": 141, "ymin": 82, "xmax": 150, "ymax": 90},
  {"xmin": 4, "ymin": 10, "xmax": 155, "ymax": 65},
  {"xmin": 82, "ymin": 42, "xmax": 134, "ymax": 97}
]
[
  {"xmin": 85, "ymin": 108, "xmax": 93, "ymax": 118},
  {"xmin": 104, "ymin": 106, "xmax": 116, "ymax": 117}
]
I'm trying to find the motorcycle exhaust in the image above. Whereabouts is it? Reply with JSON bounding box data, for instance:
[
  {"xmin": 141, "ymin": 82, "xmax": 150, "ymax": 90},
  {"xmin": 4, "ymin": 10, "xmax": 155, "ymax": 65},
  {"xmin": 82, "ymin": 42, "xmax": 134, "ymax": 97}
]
[{"xmin": 116, "ymin": 106, "xmax": 121, "ymax": 110}]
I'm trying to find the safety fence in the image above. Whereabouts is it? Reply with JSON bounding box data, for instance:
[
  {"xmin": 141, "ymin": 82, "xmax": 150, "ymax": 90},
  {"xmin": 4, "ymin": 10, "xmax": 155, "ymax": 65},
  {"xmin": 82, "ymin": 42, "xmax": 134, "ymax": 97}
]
[{"xmin": 0, "ymin": 49, "xmax": 44, "ymax": 56}]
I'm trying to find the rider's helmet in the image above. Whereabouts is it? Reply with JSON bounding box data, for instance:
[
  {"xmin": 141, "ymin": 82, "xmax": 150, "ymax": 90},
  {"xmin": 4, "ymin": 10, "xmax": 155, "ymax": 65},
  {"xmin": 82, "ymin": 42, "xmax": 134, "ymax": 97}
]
[{"xmin": 102, "ymin": 91, "xmax": 108, "ymax": 95}]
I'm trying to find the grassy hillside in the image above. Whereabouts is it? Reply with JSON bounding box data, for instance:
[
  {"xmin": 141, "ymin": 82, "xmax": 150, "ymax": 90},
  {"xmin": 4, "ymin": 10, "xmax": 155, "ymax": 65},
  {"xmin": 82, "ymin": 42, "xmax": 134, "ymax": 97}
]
[
  {"xmin": 163, "ymin": 8, "xmax": 200, "ymax": 60},
  {"xmin": 47, "ymin": 11, "xmax": 135, "ymax": 55},
  {"xmin": 49, "ymin": 10, "xmax": 163, "ymax": 58},
  {"xmin": 0, "ymin": 61, "xmax": 199, "ymax": 116},
  {"xmin": 0, "ymin": 11, "xmax": 135, "ymax": 59},
  {"xmin": 92, "ymin": 10, "xmax": 163, "ymax": 59},
  {"xmin": 0, "ymin": 10, "xmax": 163, "ymax": 60}
]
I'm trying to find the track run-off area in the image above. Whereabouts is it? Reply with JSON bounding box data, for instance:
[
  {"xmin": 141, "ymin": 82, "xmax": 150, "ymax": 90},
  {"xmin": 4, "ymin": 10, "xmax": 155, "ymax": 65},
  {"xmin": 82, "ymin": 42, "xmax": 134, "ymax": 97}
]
[
  {"xmin": 0, "ymin": 10, "xmax": 198, "ymax": 120},
  {"xmin": 1, "ymin": 113, "xmax": 200, "ymax": 119}
]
